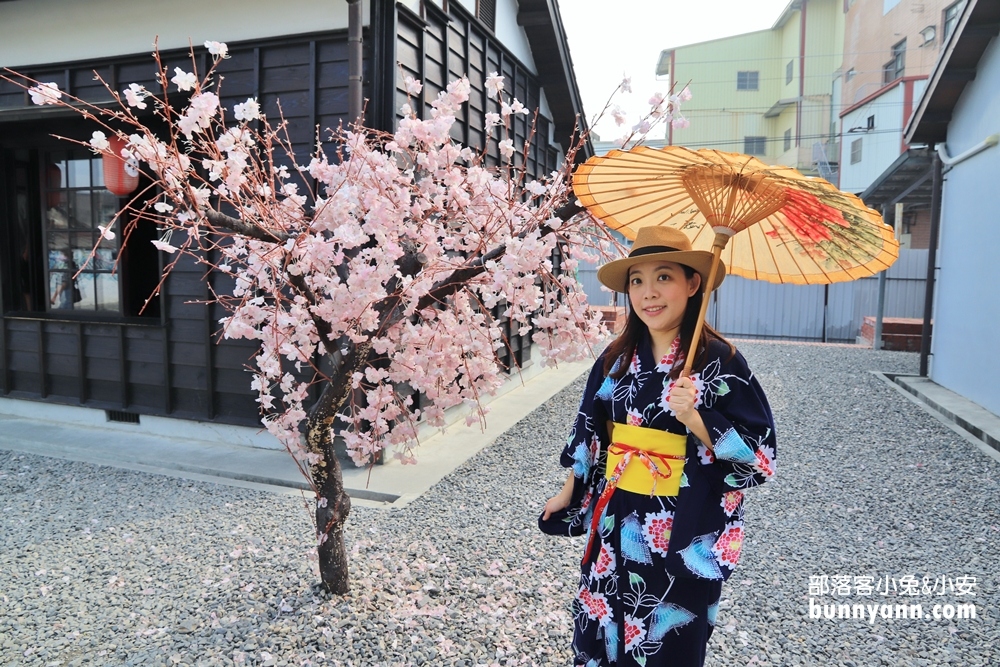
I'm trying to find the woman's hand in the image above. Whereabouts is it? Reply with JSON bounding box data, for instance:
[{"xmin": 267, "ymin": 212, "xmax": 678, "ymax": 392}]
[
  {"xmin": 668, "ymin": 376, "xmax": 699, "ymax": 424},
  {"xmin": 669, "ymin": 376, "xmax": 714, "ymax": 451},
  {"xmin": 542, "ymin": 474, "xmax": 575, "ymax": 520}
]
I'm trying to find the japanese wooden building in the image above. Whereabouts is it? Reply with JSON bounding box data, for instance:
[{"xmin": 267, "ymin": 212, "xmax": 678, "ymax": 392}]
[{"xmin": 0, "ymin": 0, "xmax": 589, "ymax": 428}]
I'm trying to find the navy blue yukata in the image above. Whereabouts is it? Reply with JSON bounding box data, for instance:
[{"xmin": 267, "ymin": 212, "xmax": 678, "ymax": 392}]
[{"xmin": 545, "ymin": 333, "xmax": 776, "ymax": 667}]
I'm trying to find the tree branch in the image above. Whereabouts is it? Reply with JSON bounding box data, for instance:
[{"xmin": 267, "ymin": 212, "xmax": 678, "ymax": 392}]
[{"xmin": 205, "ymin": 209, "xmax": 291, "ymax": 244}]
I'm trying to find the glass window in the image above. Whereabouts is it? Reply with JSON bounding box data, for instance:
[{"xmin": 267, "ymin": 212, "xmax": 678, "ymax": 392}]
[
  {"xmin": 784, "ymin": 129, "xmax": 792, "ymax": 152},
  {"xmin": 737, "ymin": 71, "xmax": 759, "ymax": 91},
  {"xmin": 943, "ymin": 1, "xmax": 967, "ymax": 42},
  {"xmin": 786, "ymin": 60, "xmax": 794, "ymax": 85},
  {"xmin": 744, "ymin": 136, "xmax": 767, "ymax": 155},
  {"xmin": 883, "ymin": 39, "xmax": 906, "ymax": 84},
  {"xmin": 851, "ymin": 138, "xmax": 863, "ymax": 164},
  {"xmin": 43, "ymin": 151, "xmax": 120, "ymax": 313}
]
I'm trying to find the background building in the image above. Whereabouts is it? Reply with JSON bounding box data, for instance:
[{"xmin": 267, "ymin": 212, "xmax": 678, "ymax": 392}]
[
  {"xmin": 838, "ymin": 0, "xmax": 962, "ymax": 251},
  {"xmin": 655, "ymin": 0, "xmax": 844, "ymax": 178}
]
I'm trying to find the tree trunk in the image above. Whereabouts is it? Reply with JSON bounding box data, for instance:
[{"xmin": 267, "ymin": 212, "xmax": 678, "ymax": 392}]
[
  {"xmin": 314, "ymin": 450, "xmax": 351, "ymax": 594},
  {"xmin": 306, "ymin": 385, "xmax": 354, "ymax": 595}
]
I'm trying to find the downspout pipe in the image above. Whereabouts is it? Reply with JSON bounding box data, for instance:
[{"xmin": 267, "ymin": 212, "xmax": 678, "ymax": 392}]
[
  {"xmin": 348, "ymin": 0, "xmax": 364, "ymax": 123},
  {"xmin": 937, "ymin": 134, "xmax": 999, "ymax": 172},
  {"xmin": 919, "ymin": 152, "xmax": 942, "ymax": 377},
  {"xmin": 797, "ymin": 0, "xmax": 806, "ymax": 149}
]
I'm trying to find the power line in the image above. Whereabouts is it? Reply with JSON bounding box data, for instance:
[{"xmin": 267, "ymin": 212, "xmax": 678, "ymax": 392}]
[
  {"xmin": 662, "ymin": 44, "xmax": 948, "ymax": 67},
  {"xmin": 666, "ymin": 126, "xmax": 909, "ymax": 149}
]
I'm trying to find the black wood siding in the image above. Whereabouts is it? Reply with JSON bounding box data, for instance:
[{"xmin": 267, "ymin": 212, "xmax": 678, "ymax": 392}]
[
  {"xmin": 0, "ymin": 31, "xmax": 366, "ymax": 426},
  {"xmin": 394, "ymin": 3, "xmax": 561, "ymax": 179}
]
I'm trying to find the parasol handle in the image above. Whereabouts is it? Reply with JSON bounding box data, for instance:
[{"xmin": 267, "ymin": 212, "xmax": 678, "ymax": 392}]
[{"xmin": 682, "ymin": 233, "xmax": 729, "ymax": 378}]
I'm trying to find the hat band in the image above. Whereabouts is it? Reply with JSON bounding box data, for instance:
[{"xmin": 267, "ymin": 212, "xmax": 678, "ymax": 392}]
[{"xmin": 628, "ymin": 244, "xmax": 682, "ymax": 258}]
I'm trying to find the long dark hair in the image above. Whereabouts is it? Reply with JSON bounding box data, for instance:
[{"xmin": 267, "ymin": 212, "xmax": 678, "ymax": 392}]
[{"xmin": 602, "ymin": 264, "xmax": 735, "ymax": 380}]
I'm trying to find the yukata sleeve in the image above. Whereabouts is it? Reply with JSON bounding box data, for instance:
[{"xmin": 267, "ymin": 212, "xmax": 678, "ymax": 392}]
[
  {"xmin": 695, "ymin": 348, "xmax": 776, "ymax": 491},
  {"xmin": 538, "ymin": 358, "xmax": 610, "ymax": 536}
]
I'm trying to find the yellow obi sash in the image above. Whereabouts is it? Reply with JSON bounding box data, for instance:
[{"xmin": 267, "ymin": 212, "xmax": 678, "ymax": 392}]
[{"xmin": 606, "ymin": 422, "xmax": 687, "ymax": 497}]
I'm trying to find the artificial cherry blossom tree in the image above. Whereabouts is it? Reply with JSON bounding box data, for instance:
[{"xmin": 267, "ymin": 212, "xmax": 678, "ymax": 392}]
[{"xmin": 5, "ymin": 42, "xmax": 688, "ymax": 594}]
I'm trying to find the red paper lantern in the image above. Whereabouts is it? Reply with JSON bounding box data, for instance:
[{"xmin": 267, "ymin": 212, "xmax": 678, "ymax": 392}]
[{"xmin": 103, "ymin": 135, "xmax": 139, "ymax": 196}]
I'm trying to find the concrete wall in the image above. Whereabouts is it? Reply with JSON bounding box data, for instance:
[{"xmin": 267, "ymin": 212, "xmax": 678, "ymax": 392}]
[
  {"xmin": 0, "ymin": 0, "xmax": 370, "ymax": 68},
  {"xmin": 930, "ymin": 35, "xmax": 1000, "ymax": 416}
]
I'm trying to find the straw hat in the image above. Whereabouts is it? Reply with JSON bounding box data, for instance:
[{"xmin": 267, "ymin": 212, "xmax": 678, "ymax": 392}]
[{"xmin": 597, "ymin": 226, "xmax": 726, "ymax": 293}]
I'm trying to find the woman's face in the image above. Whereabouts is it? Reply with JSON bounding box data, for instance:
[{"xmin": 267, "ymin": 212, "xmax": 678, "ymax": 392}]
[{"xmin": 627, "ymin": 260, "xmax": 702, "ymax": 337}]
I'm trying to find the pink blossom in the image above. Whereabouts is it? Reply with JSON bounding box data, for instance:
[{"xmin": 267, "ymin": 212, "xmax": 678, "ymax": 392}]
[
  {"xmin": 498, "ymin": 139, "xmax": 515, "ymax": 160},
  {"xmin": 621, "ymin": 75, "xmax": 632, "ymax": 94},
  {"xmin": 28, "ymin": 82, "xmax": 62, "ymax": 105},
  {"xmin": 501, "ymin": 99, "xmax": 528, "ymax": 116},
  {"xmin": 672, "ymin": 116, "xmax": 691, "ymax": 130},
  {"xmin": 89, "ymin": 131, "xmax": 110, "ymax": 152},
  {"xmin": 404, "ymin": 75, "xmax": 423, "ymax": 96},
  {"xmin": 204, "ymin": 41, "xmax": 229, "ymax": 58},
  {"xmin": 151, "ymin": 240, "xmax": 177, "ymax": 254},
  {"xmin": 485, "ymin": 71, "xmax": 505, "ymax": 96},
  {"xmin": 233, "ymin": 98, "xmax": 261, "ymax": 122},
  {"xmin": 171, "ymin": 68, "xmax": 197, "ymax": 92},
  {"xmin": 610, "ymin": 106, "xmax": 627, "ymax": 127},
  {"xmin": 124, "ymin": 83, "xmax": 148, "ymax": 110},
  {"xmin": 679, "ymin": 85, "xmax": 693, "ymax": 102}
]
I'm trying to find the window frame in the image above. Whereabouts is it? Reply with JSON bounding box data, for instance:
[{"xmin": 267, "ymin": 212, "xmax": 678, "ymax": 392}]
[
  {"xmin": 786, "ymin": 60, "xmax": 794, "ymax": 85},
  {"xmin": 850, "ymin": 137, "xmax": 863, "ymax": 164},
  {"xmin": 736, "ymin": 71, "xmax": 759, "ymax": 91},
  {"xmin": 883, "ymin": 39, "xmax": 906, "ymax": 84},
  {"xmin": 783, "ymin": 129, "xmax": 792, "ymax": 152},
  {"xmin": 943, "ymin": 0, "xmax": 967, "ymax": 43},
  {"xmin": 40, "ymin": 149, "xmax": 124, "ymax": 315},
  {"xmin": 744, "ymin": 136, "xmax": 767, "ymax": 156}
]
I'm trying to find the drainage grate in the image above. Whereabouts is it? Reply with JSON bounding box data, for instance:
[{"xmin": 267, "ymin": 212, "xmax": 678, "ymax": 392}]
[{"xmin": 106, "ymin": 410, "xmax": 140, "ymax": 424}]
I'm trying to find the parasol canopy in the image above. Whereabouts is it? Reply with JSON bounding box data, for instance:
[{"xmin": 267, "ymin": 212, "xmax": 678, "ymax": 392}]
[{"xmin": 573, "ymin": 145, "xmax": 899, "ymax": 285}]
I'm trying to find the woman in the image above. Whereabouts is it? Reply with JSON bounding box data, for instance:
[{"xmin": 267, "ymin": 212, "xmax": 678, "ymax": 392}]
[{"xmin": 540, "ymin": 226, "xmax": 776, "ymax": 667}]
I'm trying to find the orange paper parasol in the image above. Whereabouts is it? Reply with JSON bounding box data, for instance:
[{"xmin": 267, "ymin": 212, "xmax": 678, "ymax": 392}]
[{"xmin": 573, "ymin": 145, "xmax": 899, "ymax": 374}]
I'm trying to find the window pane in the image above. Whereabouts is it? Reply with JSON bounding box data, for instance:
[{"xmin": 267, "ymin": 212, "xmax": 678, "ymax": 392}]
[
  {"xmin": 46, "ymin": 191, "xmax": 69, "ymax": 230},
  {"xmin": 96, "ymin": 272, "xmax": 120, "ymax": 312},
  {"xmin": 69, "ymin": 190, "xmax": 94, "ymax": 229},
  {"xmin": 47, "ymin": 239, "xmax": 75, "ymax": 311},
  {"xmin": 96, "ymin": 190, "xmax": 119, "ymax": 229},
  {"xmin": 91, "ymin": 158, "xmax": 104, "ymax": 188},
  {"xmin": 47, "ymin": 159, "xmax": 67, "ymax": 189},
  {"xmin": 67, "ymin": 158, "xmax": 91, "ymax": 188},
  {"xmin": 94, "ymin": 247, "xmax": 117, "ymax": 272}
]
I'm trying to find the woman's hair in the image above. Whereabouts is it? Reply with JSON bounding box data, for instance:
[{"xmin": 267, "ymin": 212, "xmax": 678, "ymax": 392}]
[{"xmin": 602, "ymin": 264, "xmax": 735, "ymax": 380}]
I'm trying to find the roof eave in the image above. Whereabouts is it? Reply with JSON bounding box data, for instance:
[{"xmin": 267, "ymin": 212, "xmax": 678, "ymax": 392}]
[{"xmin": 517, "ymin": 0, "xmax": 593, "ymax": 161}]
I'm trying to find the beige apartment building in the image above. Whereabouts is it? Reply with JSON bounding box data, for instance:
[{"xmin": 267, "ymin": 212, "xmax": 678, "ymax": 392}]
[
  {"xmin": 839, "ymin": 0, "xmax": 962, "ymax": 250},
  {"xmin": 842, "ymin": 0, "xmax": 964, "ymax": 107},
  {"xmin": 655, "ymin": 0, "xmax": 844, "ymax": 177}
]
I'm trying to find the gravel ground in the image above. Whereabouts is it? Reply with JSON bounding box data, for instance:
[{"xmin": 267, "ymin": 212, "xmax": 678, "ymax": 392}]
[{"xmin": 1, "ymin": 341, "xmax": 998, "ymax": 667}]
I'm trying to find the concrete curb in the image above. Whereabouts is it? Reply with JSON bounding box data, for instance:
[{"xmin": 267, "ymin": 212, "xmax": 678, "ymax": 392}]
[{"xmin": 874, "ymin": 371, "xmax": 1000, "ymax": 464}]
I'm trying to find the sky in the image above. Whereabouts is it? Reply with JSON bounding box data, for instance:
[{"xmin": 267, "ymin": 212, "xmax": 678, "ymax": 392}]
[{"xmin": 559, "ymin": 0, "xmax": 794, "ymax": 139}]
